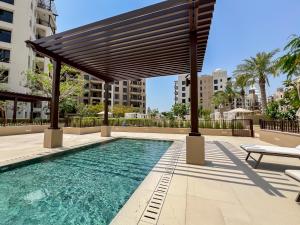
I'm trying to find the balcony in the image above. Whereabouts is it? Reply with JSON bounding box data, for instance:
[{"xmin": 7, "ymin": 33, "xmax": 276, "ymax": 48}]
[
  {"xmin": 36, "ymin": 18, "xmax": 56, "ymax": 34},
  {"xmin": 37, "ymin": 0, "xmax": 58, "ymax": 16}
]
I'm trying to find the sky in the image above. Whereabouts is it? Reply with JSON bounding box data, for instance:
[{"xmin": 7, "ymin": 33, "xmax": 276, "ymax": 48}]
[{"xmin": 55, "ymin": 0, "xmax": 300, "ymax": 112}]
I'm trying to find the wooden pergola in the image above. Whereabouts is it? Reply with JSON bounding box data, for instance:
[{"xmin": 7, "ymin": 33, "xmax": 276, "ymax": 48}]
[
  {"xmin": 0, "ymin": 91, "xmax": 51, "ymax": 123},
  {"xmin": 26, "ymin": 0, "xmax": 216, "ymax": 149}
]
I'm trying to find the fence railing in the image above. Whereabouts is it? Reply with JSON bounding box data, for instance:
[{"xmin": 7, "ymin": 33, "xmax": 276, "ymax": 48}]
[
  {"xmin": 64, "ymin": 117, "xmax": 246, "ymax": 129},
  {"xmin": 260, "ymin": 120, "xmax": 300, "ymax": 134},
  {"xmin": 0, "ymin": 119, "xmax": 50, "ymax": 127}
]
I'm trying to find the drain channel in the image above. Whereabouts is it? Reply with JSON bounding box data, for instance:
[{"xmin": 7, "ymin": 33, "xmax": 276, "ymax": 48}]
[{"xmin": 138, "ymin": 142, "xmax": 183, "ymax": 224}]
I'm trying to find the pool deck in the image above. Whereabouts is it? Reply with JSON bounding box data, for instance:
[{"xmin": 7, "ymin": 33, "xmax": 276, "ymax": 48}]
[{"xmin": 0, "ymin": 132, "xmax": 300, "ymax": 225}]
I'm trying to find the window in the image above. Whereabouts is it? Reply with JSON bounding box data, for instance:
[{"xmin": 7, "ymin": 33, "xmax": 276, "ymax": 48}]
[
  {"xmin": 115, "ymin": 86, "xmax": 119, "ymax": 92},
  {"xmin": 200, "ymin": 87, "xmax": 202, "ymax": 91},
  {"xmin": 123, "ymin": 81, "xmax": 127, "ymax": 85},
  {"xmin": 200, "ymin": 80, "xmax": 202, "ymax": 85},
  {"xmin": 123, "ymin": 88, "xmax": 127, "ymax": 92},
  {"xmin": 182, "ymin": 87, "xmax": 185, "ymax": 91},
  {"xmin": 182, "ymin": 93, "xmax": 185, "ymax": 97},
  {"xmin": 123, "ymin": 95, "xmax": 127, "ymax": 100},
  {"xmin": 182, "ymin": 99, "xmax": 186, "ymax": 103},
  {"xmin": 0, "ymin": 29, "xmax": 11, "ymax": 43},
  {"xmin": 0, "ymin": 49, "xmax": 10, "ymax": 62},
  {"xmin": 214, "ymin": 79, "xmax": 218, "ymax": 84},
  {"xmin": 200, "ymin": 93, "xmax": 203, "ymax": 97},
  {"xmin": 0, "ymin": 9, "xmax": 13, "ymax": 23},
  {"xmin": 115, "ymin": 94, "xmax": 119, "ymax": 99},
  {"xmin": 220, "ymin": 79, "xmax": 222, "ymax": 82},
  {"xmin": 0, "ymin": 0, "xmax": 14, "ymax": 5},
  {"xmin": 214, "ymin": 86, "xmax": 218, "ymax": 91},
  {"xmin": 0, "ymin": 70, "xmax": 8, "ymax": 83},
  {"xmin": 182, "ymin": 81, "xmax": 185, "ymax": 85}
]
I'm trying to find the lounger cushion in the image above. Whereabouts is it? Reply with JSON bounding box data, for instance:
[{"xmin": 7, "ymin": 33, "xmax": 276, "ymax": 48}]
[
  {"xmin": 240, "ymin": 144, "xmax": 300, "ymax": 157},
  {"xmin": 285, "ymin": 170, "xmax": 300, "ymax": 182}
]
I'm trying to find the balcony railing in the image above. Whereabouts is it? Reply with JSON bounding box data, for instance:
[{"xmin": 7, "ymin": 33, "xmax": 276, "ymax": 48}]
[{"xmin": 37, "ymin": 0, "xmax": 58, "ymax": 16}]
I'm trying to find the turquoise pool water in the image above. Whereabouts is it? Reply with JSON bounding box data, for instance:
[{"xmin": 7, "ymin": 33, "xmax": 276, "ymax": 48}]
[{"xmin": 0, "ymin": 139, "xmax": 172, "ymax": 225}]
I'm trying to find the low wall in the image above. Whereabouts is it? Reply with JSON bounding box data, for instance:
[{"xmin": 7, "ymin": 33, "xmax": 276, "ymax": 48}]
[
  {"xmin": 0, "ymin": 125, "xmax": 49, "ymax": 136},
  {"xmin": 259, "ymin": 129, "xmax": 300, "ymax": 147},
  {"xmin": 112, "ymin": 126, "xmax": 233, "ymax": 136},
  {"xmin": 63, "ymin": 126, "xmax": 101, "ymax": 135}
]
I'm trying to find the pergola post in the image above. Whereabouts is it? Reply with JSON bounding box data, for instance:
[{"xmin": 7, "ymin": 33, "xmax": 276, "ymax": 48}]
[
  {"xmin": 101, "ymin": 82, "xmax": 111, "ymax": 137},
  {"xmin": 186, "ymin": 0, "xmax": 205, "ymax": 165},
  {"xmin": 12, "ymin": 98, "xmax": 17, "ymax": 123},
  {"xmin": 44, "ymin": 59, "xmax": 63, "ymax": 148}
]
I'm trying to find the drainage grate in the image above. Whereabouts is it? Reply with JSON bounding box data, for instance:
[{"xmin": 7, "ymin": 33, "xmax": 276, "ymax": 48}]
[{"xmin": 138, "ymin": 142, "xmax": 183, "ymax": 225}]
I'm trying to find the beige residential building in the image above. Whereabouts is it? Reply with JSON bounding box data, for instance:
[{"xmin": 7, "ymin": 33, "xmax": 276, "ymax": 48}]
[
  {"xmin": 0, "ymin": 0, "xmax": 57, "ymax": 119},
  {"xmin": 175, "ymin": 69, "xmax": 229, "ymax": 111},
  {"xmin": 82, "ymin": 75, "xmax": 146, "ymax": 113},
  {"xmin": 198, "ymin": 75, "xmax": 213, "ymax": 110}
]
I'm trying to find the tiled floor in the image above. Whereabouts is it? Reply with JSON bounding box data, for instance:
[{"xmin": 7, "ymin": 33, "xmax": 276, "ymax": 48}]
[{"xmin": 0, "ymin": 132, "xmax": 299, "ymax": 225}]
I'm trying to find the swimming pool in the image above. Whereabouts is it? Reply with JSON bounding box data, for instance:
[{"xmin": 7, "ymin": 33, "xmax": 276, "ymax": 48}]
[{"xmin": 0, "ymin": 138, "xmax": 172, "ymax": 225}]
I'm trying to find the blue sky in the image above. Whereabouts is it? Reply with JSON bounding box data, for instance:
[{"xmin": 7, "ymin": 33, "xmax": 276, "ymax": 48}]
[{"xmin": 55, "ymin": 0, "xmax": 300, "ymax": 112}]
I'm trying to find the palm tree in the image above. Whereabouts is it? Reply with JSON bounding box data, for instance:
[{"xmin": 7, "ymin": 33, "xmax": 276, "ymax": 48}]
[
  {"xmin": 234, "ymin": 50, "xmax": 279, "ymax": 113},
  {"xmin": 224, "ymin": 80, "xmax": 238, "ymax": 109},
  {"xmin": 212, "ymin": 91, "xmax": 226, "ymax": 108},
  {"xmin": 234, "ymin": 74, "xmax": 251, "ymax": 108},
  {"xmin": 277, "ymin": 35, "xmax": 300, "ymax": 80}
]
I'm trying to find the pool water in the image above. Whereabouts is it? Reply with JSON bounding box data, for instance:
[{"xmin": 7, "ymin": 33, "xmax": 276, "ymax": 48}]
[{"xmin": 0, "ymin": 139, "xmax": 172, "ymax": 225}]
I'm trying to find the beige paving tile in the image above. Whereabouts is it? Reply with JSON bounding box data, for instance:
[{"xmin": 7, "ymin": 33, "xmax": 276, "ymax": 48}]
[
  {"xmin": 167, "ymin": 175, "xmax": 188, "ymax": 197},
  {"xmin": 186, "ymin": 196, "xmax": 226, "ymax": 225},
  {"xmin": 158, "ymin": 194, "xmax": 186, "ymax": 225},
  {"xmin": 187, "ymin": 177, "xmax": 240, "ymax": 205}
]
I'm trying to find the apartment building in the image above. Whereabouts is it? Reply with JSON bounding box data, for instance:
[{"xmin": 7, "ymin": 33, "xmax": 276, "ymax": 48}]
[
  {"xmin": 82, "ymin": 75, "xmax": 146, "ymax": 113},
  {"xmin": 212, "ymin": 69, "xmax": 227, "ymax": 92},
  {"xmin": 174, "ymin": 69, "xmax": 229, "ymax": 110},
  {"xmin": 0, "ymin": 0, "xmax": 57, "ymax": 118},
  {"xmin": 245, "ymin": 89, "xmax": 260, "ymax": 110}
]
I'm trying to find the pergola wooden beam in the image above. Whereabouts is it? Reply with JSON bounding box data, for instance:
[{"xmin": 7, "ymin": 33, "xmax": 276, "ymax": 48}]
[{"xmin": 25, "ymin": 0, "xmax": 216, "ymax": 138}]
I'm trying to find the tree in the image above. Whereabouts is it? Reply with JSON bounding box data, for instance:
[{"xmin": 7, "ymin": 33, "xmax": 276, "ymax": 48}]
[
  {"xmin": 234, "ymin": 50, "xmax": 279, "ymax": 113},
  {"xmin": 224, "ymin": 80, "xmax": 238, "ymax": 109},
  {"xmin": 161, "ymin": 111, "xmax": 175, "ymax": 120},
  {"xmin": 172, "ymin": 103, "xmax": 188, "ymax": 119},
  {"xmin": 86, "ymin": 103, "xmax": 104, "ymax": 116},
  {"xmin": 198, "ymin": 108, "xmax": 211, "ymax": 120},
  {"xmin": 277, "ymin": 35, "xmax": 300, "ymax": 80},
  {"xmin": 24, "ymin": 64, "xmax": 84, "ymax": 116},
  {"xmin": 266, "ymin": 101, "xmax": 280, "ymax": 120},
  {"xmin": 212, "ymin": 91, "xmax": 227, "ymax": 109},
  {"xmin": 148, "ymin": 108, "xmax": 159, "ymax": 118},
  {"xmin": 234, "ymin": 74, "xmax": 251, "ymax": 108},
  {"xmin": 112, "ymin": 104, "xmax": 138, "ymax": 118}
]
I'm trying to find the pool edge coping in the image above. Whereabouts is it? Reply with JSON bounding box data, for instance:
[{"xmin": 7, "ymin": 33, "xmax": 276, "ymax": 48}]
[{"xmin": 109, "ymin": 139, "xmax": 185, "ymax": 225}]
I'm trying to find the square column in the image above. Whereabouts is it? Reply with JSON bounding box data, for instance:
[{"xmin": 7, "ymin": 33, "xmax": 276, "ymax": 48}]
[
  {"xmin": 186, "ymin": 0, "xmax": 205, "ymax": 165},
  {"xmin": 44, "ymin": 60, "xmax": 63, "ymax": 148},
  {"xmin": 101, "ymin": 82, "xmax": 111, "ymax": 137}
]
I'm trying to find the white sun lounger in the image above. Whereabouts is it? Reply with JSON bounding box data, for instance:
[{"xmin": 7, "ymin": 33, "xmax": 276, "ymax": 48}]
[
  {"xmin": 240, "ymin": 144, "xmax": 300, "ymax": 169},
  {"xmin": 285, "ymin": 170, "xmax": 300, "ymax": 202}
]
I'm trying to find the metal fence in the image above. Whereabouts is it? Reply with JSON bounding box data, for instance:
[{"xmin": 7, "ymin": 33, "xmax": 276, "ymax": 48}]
[
  {"xmin": 232, "ymin": 119, "xmax": 254, "ymax": 137},
  {"xmin": 259, "ymin": 120, "xmax": 300, "ymax": 134}
]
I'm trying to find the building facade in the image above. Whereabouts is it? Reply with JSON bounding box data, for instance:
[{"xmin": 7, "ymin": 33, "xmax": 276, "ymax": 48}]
[
  {"xmin": 174, "ymin": 69, "xmax": 229, "ymax": 111},
  {"xmin": 82, "ymin": 75, "xmax": 146, "ymax": 113},
  {"xmin": 0, "ymin": 0, "xmax": 57, "ymax": 119}
]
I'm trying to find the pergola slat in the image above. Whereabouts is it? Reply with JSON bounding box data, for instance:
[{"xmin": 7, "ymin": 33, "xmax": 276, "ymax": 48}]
[{"xmin": 25, "ymin": 0, "xmax": 216, "ymax": 145}]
